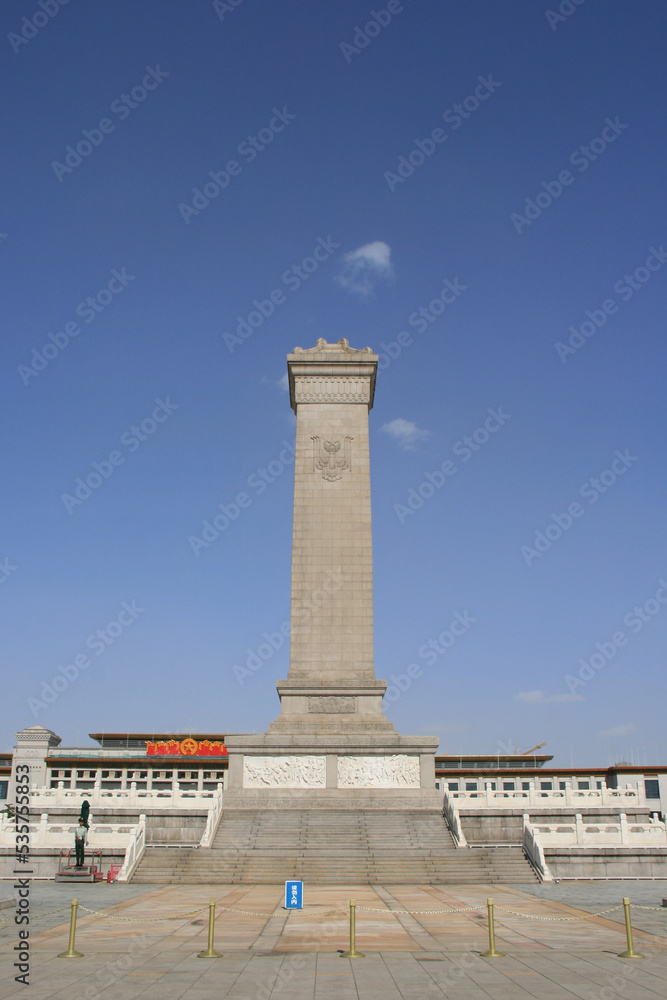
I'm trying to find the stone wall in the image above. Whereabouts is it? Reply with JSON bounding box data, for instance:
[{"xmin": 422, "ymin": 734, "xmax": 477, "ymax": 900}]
[
  {"xmin": 145, "ymin": 813, "xmax": 206, "ymax": 844},
  {"xmin": 457, "ymin": 809, "xmax": 654, "ymax": 844},
  {"xmin": 545, "ymin": 847, "xmax": 667, "ymax": 878}
]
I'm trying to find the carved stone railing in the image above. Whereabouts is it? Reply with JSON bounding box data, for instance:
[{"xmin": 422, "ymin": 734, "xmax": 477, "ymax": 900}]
[
  {"xmin": 115, "ymin": 815, "xmax": 146, "ymax": 883},
  {"xmin": 442, "ymin": 793, "xmax": 467, "ymax": 847},
  {"xmin": 529, "ymin": 812, "xmax": 667, "ymax": 848},
  {"xmin": 446, "ymin": 785, "xmax": 644, "ymax": 809},
  {"xmin": 199, "ymin": 785, "xmax": 224, "ymax": 848},
  {"xmin": 28, "ymin": 784, "xmax": 221, "ymax": 809},
  {"xmin": 523, "ymin": 816, "xmax": 554, "ymax": 882},
  {"xmin": 0, "ymin": 811, "xmax": 138, "ymax": 849}
]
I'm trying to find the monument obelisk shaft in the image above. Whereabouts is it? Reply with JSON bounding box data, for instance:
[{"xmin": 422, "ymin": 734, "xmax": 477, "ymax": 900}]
[
  {"xmin": 269, "ymin": 338, "xmax": 391, "ymax": 732},
  {"xmin": 289, "ymin": 395, "xmax": 374, "ymax": 684}
]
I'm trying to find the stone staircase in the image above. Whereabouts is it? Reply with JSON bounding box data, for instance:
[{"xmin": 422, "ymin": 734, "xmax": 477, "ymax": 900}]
[{"xmin": 132, "ymin": 810, "xmax": 537, "ymax": 884}]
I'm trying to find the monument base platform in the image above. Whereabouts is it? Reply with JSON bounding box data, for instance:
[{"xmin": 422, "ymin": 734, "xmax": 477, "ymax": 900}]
[{"xmin": 224, "ymin": 732, "xmax": 441, "ymax": 811}]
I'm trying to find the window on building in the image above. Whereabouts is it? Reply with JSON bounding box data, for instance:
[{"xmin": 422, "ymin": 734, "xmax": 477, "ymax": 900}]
[
  {"xmin": 540, "ymin": 781, "xmax": 552, "ymax": 791},
  {"xmin": 645, "ymin": 779, "xmax": 660, "ymax": 799},
  {"xmin": 522, "ymin": 781, "xmax": 530, "ymax": 791},
  {"xmin": 465, "ymin": 782, "xmax": 477, "ymax": 792},
  {"xmin": 559, "ymin": 782, "xmax": 567, "ymax": 790},
  {"xmin": 596, "ymin": 781, "xmax": 603, "ymax": 789},
  {"xmin": 0, "ymin": 781, "xmax": 7, "ymax": 800},
  {"xmin": 578, "ymin": 781, "xmax": 590, "ymax": 790},
  {"xmin": 448, "ymin": 782, "xmax": 459, "ymax": 791},
  {"xmin": 503, "ymin": 781, "xmax": 515, "ymax": 791}
]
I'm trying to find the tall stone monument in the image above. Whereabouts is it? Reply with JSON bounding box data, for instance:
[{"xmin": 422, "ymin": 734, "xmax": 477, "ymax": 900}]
[{"xmin": 225, "ymin": 339, "xmax": 439, "ymax": 809}]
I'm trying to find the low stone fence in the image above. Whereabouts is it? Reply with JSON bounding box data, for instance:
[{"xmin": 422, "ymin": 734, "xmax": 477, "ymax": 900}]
[
  {"xmin": 530, "ymin": 814, "xmax": 667, "ymax": 849},
  {"xmin": 446, "ymin": 787, "xmax": 645, "ymax": 809},
  {"xmin": 28, "ymin": 784, "xmax": 222, "ymax": 809}
]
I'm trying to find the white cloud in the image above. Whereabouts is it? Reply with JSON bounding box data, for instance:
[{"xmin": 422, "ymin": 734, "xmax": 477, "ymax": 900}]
[
  {"xmin": 381, "ymin": 418, "xmax": 429, "ymax": 450},
  {"xmin": 337, "ymin": 240, "xmax": 394, "ymax": 297},
  {"xmin": 598, "ymin": 723, "xmax": 635, "ymax": 738},
  {"xmin": 277, "ymin": 373, "xmax": 289, "ymax": 392},
  {"xmin": 514, "ymin": 689, "xmax": 584, "ymax": 704}
]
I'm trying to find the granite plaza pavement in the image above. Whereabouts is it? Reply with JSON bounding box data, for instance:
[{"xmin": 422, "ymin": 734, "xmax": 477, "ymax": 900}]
[{"xmin": 1, "ymin": 880, "xmax": 667, "ymax": 999}]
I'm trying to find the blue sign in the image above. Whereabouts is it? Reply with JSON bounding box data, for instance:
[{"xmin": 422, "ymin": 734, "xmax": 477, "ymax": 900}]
[{"xmin": 285, "ymin": 880, "xmax": 303, "ymax": 909}]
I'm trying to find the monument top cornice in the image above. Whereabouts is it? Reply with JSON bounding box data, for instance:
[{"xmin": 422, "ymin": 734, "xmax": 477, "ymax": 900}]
[
  {"xmin": 287, "ymin": 338, "xmax": 378, "ymax": 411},
  {"xmin": 289, "ymin": 337, "xmax": 376, "ymax": 359}
]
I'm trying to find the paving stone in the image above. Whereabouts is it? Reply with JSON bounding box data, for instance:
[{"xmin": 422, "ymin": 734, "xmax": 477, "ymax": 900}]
[{"xmin": 1, "ymin": 881, "xmax": 666, "ymax": 998}]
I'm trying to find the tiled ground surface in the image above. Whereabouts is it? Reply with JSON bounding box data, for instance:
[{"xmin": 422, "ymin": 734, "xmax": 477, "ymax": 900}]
[{"xmin": 1, "ymin": 881, "xmax": 666, "ymax": 998}]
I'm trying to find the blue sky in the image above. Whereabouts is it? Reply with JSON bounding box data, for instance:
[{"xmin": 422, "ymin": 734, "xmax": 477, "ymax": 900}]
[{"xmin": 2, "ymin": 0, "xmax": 666, "ymax": 765}]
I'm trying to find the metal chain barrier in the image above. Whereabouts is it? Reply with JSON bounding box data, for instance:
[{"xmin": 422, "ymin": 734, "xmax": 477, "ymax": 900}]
[
  {"xmin": 215, "ymin": 906, "xmax": 279, "ymax": 918},
  {"xmin": 357, "ymin": 905, "xmax": 482, "ymax": 914},
  {"xmin": 3, "ymin": 898, "xmax": 660, "ymax": 927},
  {"xmin": 0, "ymin": 905, "xmax": 71, "ymax": 923},
  {"xmin": 3, "ymin": 892, "xmax": 660, "ymax": 966},
  {"xmin": 494, "ymin": 904, "xmax": 624, "ymax": 922},
  {"xmin": 78, "ymin": 904, "xmax": 208, "ymax": 922},
  {"xmin": 356, "ymin": 902, "xmax": 660, "ymax": 921}
]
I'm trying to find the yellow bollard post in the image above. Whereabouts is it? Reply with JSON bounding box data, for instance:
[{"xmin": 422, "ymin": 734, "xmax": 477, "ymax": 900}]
[
  {"xmin": 197, "ymin": 899, "xmax": 223, "ymax": 958},
  {"xmin": 481, "ymin": 897, "xmax": 505, "ymax": 958},
  {"xmin": 618, "ymin": 897, "xmax": 645, "ymax": 959},
  {"xmin": 57, "ymin": 898, "xmax": 83, "ymax": 958},
  {"xmin": 340, "ymin": 898, "xmax": 365, "ymax": 958}
]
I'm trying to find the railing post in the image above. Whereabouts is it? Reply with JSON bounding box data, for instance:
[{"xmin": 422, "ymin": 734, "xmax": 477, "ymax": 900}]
[
  {"xmin": 57, "ymin": 898, "xmax": 83, "ymax": 958},
  {"xmin": 481, "ymin": 898, "xmax": 505, "ymax": 958},
  {"xmin": 618, "ymin": 898, "xmax": 645, "ymax": 958},
  {"xmin": 197, "ymin": 899, "xmax": 223, "ymax": 958},
  {"xmin": 341, "ymin": 899, "xmax": 365, "ymax": 958},
  {"xmin": 620, "ymin": 812, "xmax": 629, "ymax": 845},
  {"xmin": 38, "ymin": 813, "xmax": 48, "ymax": 845}
]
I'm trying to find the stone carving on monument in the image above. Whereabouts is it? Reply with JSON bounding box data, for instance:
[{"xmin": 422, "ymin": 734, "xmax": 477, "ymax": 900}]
[
  {"xmin": 243, "ymin": 755, "xmax": 326, "ymax": 788},
  {"xmin": 308, "ymin": 696, "xmax": 355, "ymax": 714},
  {"xmin": 337, "ymin": 755, "xmax": 421, "ymax": 788},
  {"xmin": 311, "ymin": 436, "xmax": 353, "ymax": 481},
  {"xmin": 296, "ymin": 378, "xmax": 370, "ymax": 403},
  {"xmin": 292, "ymin": 337, "xmax": 373, "ymax": 356}
]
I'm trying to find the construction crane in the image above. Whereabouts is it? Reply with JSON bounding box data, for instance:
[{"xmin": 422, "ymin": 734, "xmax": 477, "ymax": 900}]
[{"xmin": 515, "ymin": 742, "xmax": 547, "ymax": 755}]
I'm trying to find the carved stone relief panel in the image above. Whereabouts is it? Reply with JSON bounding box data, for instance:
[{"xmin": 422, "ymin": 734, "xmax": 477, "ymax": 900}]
[
  {"xmin": 337, "ymin": 755, "xmax": 421, "ymax": 788},
  {"xmin": 311, "ymin": 435, "xmax": 353, "ymax": 481},
  {"xmin": 243, "ymin": 755, "xmax": 326, "ymax": 788},
  {"xmin": 295, "ymin": 376, "xmax": 370, "ymax": 403},
  {"xmin": 307, "ymin": 696, "xmax": 355, "ymax": 714}
]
